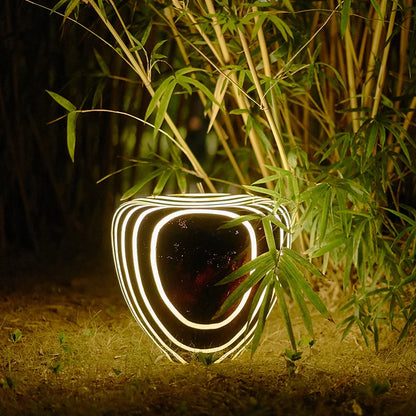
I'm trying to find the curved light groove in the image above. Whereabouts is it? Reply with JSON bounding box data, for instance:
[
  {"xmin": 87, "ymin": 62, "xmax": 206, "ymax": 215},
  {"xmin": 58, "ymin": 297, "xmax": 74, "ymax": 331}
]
[{"xmin": 111, "ymin": 194, "xmax": 291, "ymax": 363}]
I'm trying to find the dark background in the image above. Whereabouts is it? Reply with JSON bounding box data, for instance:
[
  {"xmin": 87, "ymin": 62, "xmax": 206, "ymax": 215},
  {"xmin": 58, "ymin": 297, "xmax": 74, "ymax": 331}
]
[{"xmin": 1, "ymin": 0, "xmax": 135, "ymax": 270}]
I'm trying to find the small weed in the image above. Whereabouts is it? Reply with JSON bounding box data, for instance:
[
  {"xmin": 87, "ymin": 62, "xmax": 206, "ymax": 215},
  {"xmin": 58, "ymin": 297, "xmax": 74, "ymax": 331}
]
[
  {"xmin": 369, "ymin": 377, "xmax": 391, "ymax": 396},
  {"xmin": 50, "ymin": 362, "xmax": 65, "ymax": 374},
  {"xmin": 0, "ymin": 376, "xmax": 16, "ymax": 388},
  {"xmin": 298, "ymin": 335, "xmax": 315, "ymax": 348},
  {"xmin": 82, "ymin": 329, "xmax": 96, "ymax": 337},
  {"xmin": 8, "ymin": 329, "xmax": 22, "ymax": 343},
  {"xmin": 284, "ymin": 349, "xmax": 303, "ymax": 376},
  {"xmin": 112, "ymin": 368, "xmax": 121, "ymax": 376},
  {"xmin": 196, "ymin": 352, "xmax": 217, "ymax": 366},
  {"xmin": 59, "ymin": 332, "xmax": 71, "ymax": 353}
]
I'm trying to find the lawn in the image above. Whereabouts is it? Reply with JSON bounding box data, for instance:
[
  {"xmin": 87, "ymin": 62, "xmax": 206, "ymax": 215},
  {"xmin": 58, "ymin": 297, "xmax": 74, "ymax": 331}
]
[{"xmin": 1, "ymin": 254, "xmax": 415, "ymax": 416}]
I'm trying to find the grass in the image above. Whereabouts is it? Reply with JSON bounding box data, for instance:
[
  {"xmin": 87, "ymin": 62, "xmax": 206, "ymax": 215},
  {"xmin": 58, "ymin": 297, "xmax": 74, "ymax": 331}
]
[{"xmin": 1, "ymin": 255, "xmax": 416, "ymax": 415}]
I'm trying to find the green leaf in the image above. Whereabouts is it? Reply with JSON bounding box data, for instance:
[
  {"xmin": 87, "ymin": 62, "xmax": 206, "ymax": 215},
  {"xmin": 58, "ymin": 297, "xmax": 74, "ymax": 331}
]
[
  {"xmin": 46, "ymin": 90, "xmax": 76, "ymax": 112},
  {"xmin": 370, "ymin": 0, "xmax": 383, "ymax": 19},
  {"xmin": 67, "ymin": 111, "xmax": 77, "ymax": 163},
  {"xmin": 318, "ymin": 185, "xmax": 331, "ymax": 243},
  {"xmin": 217, "ymin": 251, "xmax": 274, "ymax": 285},
  {"xmin": 262, "ymin": 217, "xmax": 276, "ymax": 252},
  {"xmin": 274, "ymin": 280, "xmax": 297, "ymax": 351},
  {"xmin": 310, "ymin": 233, "xmax": 345, "ymax": 258},
  {"xmin": 267, "ymin": 14, "xmax": 293, "ymax": 41},
  {"xmin": 281, "ymin": 255, "xmax": 331, "ymax": 320},
  {"xmin": 145, "ymin": 76, "xmax": 174, "ymax": 121},
  {"xmin": 9, "ymin": 329, "xmax": 22, "ymax": 343},
  {"xmin": 62, "ymin": 0, "xmax": 80, "ymax": 21},
  {"xmin": 51, "ymin": 362, "xmax": 64, "ymax": 374},
  {"xmin": 244, "ymin": 185, "xmax": 279, "ymax": 199},
  {"xmin": 283, "ymin": 248, "xmax": 323, "ymax": 278},
  {"xmin": 154, "ymin": 79, "xmax": 176, "ymax": 136},
  {"xmin": 216, "ymin": 254, "xmax": 275, "ymax": 316},
  {"xmin": 97, "ymin": 0, "xmax": 107, "ymax": 20},
  {"xmin": 281, "ymin": 263, "xmax": 314, "ymax": 337},
  {"xmin": 51, "ymin": 0, "xmax": 71, "ymax": 14},
  {"xmin": 58, "ymin": 332, "xmax": 66, "ymax": 345},
  {"xmin": 152, "ymin": 169, "xmax": 172, "ymax": 196},
  {"xmin": 285, "ymin": 349, "xmax": 302, "ymax": 361},
  {"xmin": 121, "ymin": 168, "xmax": 163, "ymax": 200},
  {"xmin": 94, "ymin": 49, "xmax": 110, "ymax": 76},
  {"xmin": 250, "ymin": 279, "xmax": 275, "ymax": 355},
  {"xmin": 218, "ymin": 214, "xmax": 262, "ymax": 230},
  {"xmin": 175, "ymin": 170, "xmax": 187, "ymax": 194},
  {"xmin": 366, "ymin": 121, "xmax": 378, "ymax": 161}
]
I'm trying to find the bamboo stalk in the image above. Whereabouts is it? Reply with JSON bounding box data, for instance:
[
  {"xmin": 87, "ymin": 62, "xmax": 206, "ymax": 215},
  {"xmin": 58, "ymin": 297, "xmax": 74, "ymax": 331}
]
[
  {"xmin": 344, "ymin": 26, "xmax": 360, "ymax": 133},
  {"xmin": 88, "ymin": 0, "xmax": 216, "ymax": 192},
  {"xmin": 237, "ymin": 27, "xmax": 290, "ymax": 172},
  {"xmin": 395, "ymin": 0, "xmax": 412, "ymax": 103},
  {"xmin": 371, "ymin": 1, "xmax": 398, "ymax": 118},
  {"xmin": 362, "ymin": 0, "xmax": 388, "ymax": 110},
  {"xmin": 170, "ymin": 0, "xmax": 271, "ymax": 184},
  {"xmin": 200, "ymin": 0, "xmax": 273, "ymax": 183},
  {"xmin": 164, "ymin": 6, "xmax": 248, "ymax": 186},
  {"xmin": 253, "ymin": 7, "xmax": 289, "ymax": 164}
]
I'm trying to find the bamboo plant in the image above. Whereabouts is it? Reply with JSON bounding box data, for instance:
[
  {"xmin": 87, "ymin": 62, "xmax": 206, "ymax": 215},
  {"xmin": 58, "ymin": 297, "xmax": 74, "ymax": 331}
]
[{"xmin": 27, "ymin": 0, "xmax": 416, "ymax": 354}]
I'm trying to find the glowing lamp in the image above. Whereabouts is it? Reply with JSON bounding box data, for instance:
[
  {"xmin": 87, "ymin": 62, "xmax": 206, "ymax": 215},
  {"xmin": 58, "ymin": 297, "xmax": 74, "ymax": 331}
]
[{"xmin": 111, "ymin": 194, "xmax": 291, "ymax": 363}]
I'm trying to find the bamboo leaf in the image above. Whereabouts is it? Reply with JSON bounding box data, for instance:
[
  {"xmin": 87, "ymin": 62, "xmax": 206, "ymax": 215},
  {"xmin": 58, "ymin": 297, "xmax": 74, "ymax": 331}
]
[
  {"xmin": 216, "ymin": 260, "xmax": 273, "ymax": 317},
  {"xmin": 145, "ymin": 76, "xmax": 174, "ymax": 121},
  {"xmin": 250, "ymin": 280, "xmax": 275, "ymax": 355},
  {"xmin": 244, "ymin": 185, "xmax": 279, "ymax": 199},
  {"xmin": 46, "ymin": 90, "xmax": 76, "ymax": 112},
  {"xmin": 153, "ymin": 79, "xmax": 176, "ymax": 136},
  {"xmin": 370, "ymin": 0, "xmax": 383, "ymax": 19},
  {"xmin": 97, "ymin": 0, "xmax": 107, "ymax": 20},
  {"xmin": 310, "ymin": 233, "xmax": 345, "ymax": 258},
  {"xmin": 208, "ymin": 72, "xmax": 229, "ymax": 133},
  {"xmin": 274, "ymin": 280, "xmax": 297, "ymax": 351},
  {"xmin": 182, "ymin": 77, "xmax": 218, "ymax": 105},
  {"xmin": 152, "ymin": 169, "xmax": 172, "ymax": 196},
  {"xmin": 218, "ymin": 214, "xmax": 262, "ymax": 230},
  {"xmin": 262, "ymin": 217, "xmax": 276, "ymax": 252},
  {"xmin": 267, "ymin": 14, "xmax": 293, "ymax": 41},
  {"xmin": 94, "ymin": 49, "xmax": 110, "ymax": 76},
  {"xmin": 217, "ymin": 252, "xmax": 274, "ymax": 286},
  {"xmin": 281, "ymin": 262, "xmax": 314, "ymax": 337},
  {"xmin": 281, "ymin": 255, "xmax": 331, "ymax": 320},
  {"xmin": 51, "ymin": 0, "xmax": 71, "ymax": 14},
  {"xmin": 283, "ymin": 248, "xmax": 323, "ymax": 278},
  {"xmin": 63, "ymin": 0, "xmax": 80, "ymax": 21},
  {"xmin": 67, "ymin": 111, "xmax": 77, "ymax": 163},
  {"xmin": 318, "ymin": 185, "xmax": 331, "ymax": 243},
  {"xmin": 121, "ymin": 168, "xmax": 163, "ymax": 200},
  {"xmin": 175, "ymin": 169, "xmax": 187, "ymax": 194}
]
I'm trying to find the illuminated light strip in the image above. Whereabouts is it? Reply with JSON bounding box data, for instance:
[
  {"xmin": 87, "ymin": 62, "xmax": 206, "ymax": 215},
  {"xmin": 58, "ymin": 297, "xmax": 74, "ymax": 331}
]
[
  {"xmin": 111, "ymin": 194, "xmax": 292, "ymax": 362},
  {"xmin": 150, "ymin": 209, "xmax": 257, "ymax": 330}
]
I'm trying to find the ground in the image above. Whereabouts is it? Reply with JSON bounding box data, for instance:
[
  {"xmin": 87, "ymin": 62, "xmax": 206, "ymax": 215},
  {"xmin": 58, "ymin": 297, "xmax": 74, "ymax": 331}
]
[{"xmin": 0, "ymin": 253, "xmax": 415, "ymax": 416}]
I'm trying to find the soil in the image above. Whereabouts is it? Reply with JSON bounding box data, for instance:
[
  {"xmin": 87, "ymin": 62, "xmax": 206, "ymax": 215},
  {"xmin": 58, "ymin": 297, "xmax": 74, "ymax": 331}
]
[{"xmin": 1, "ymin": 252, "xmax": 416, "ymax": 416}]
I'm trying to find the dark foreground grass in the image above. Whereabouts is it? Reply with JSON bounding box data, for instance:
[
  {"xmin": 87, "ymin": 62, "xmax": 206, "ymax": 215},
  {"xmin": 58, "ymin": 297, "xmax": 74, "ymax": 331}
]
[{"xmin": 1, "ymin": 253, "xmax": 416, "ymax": 416}]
